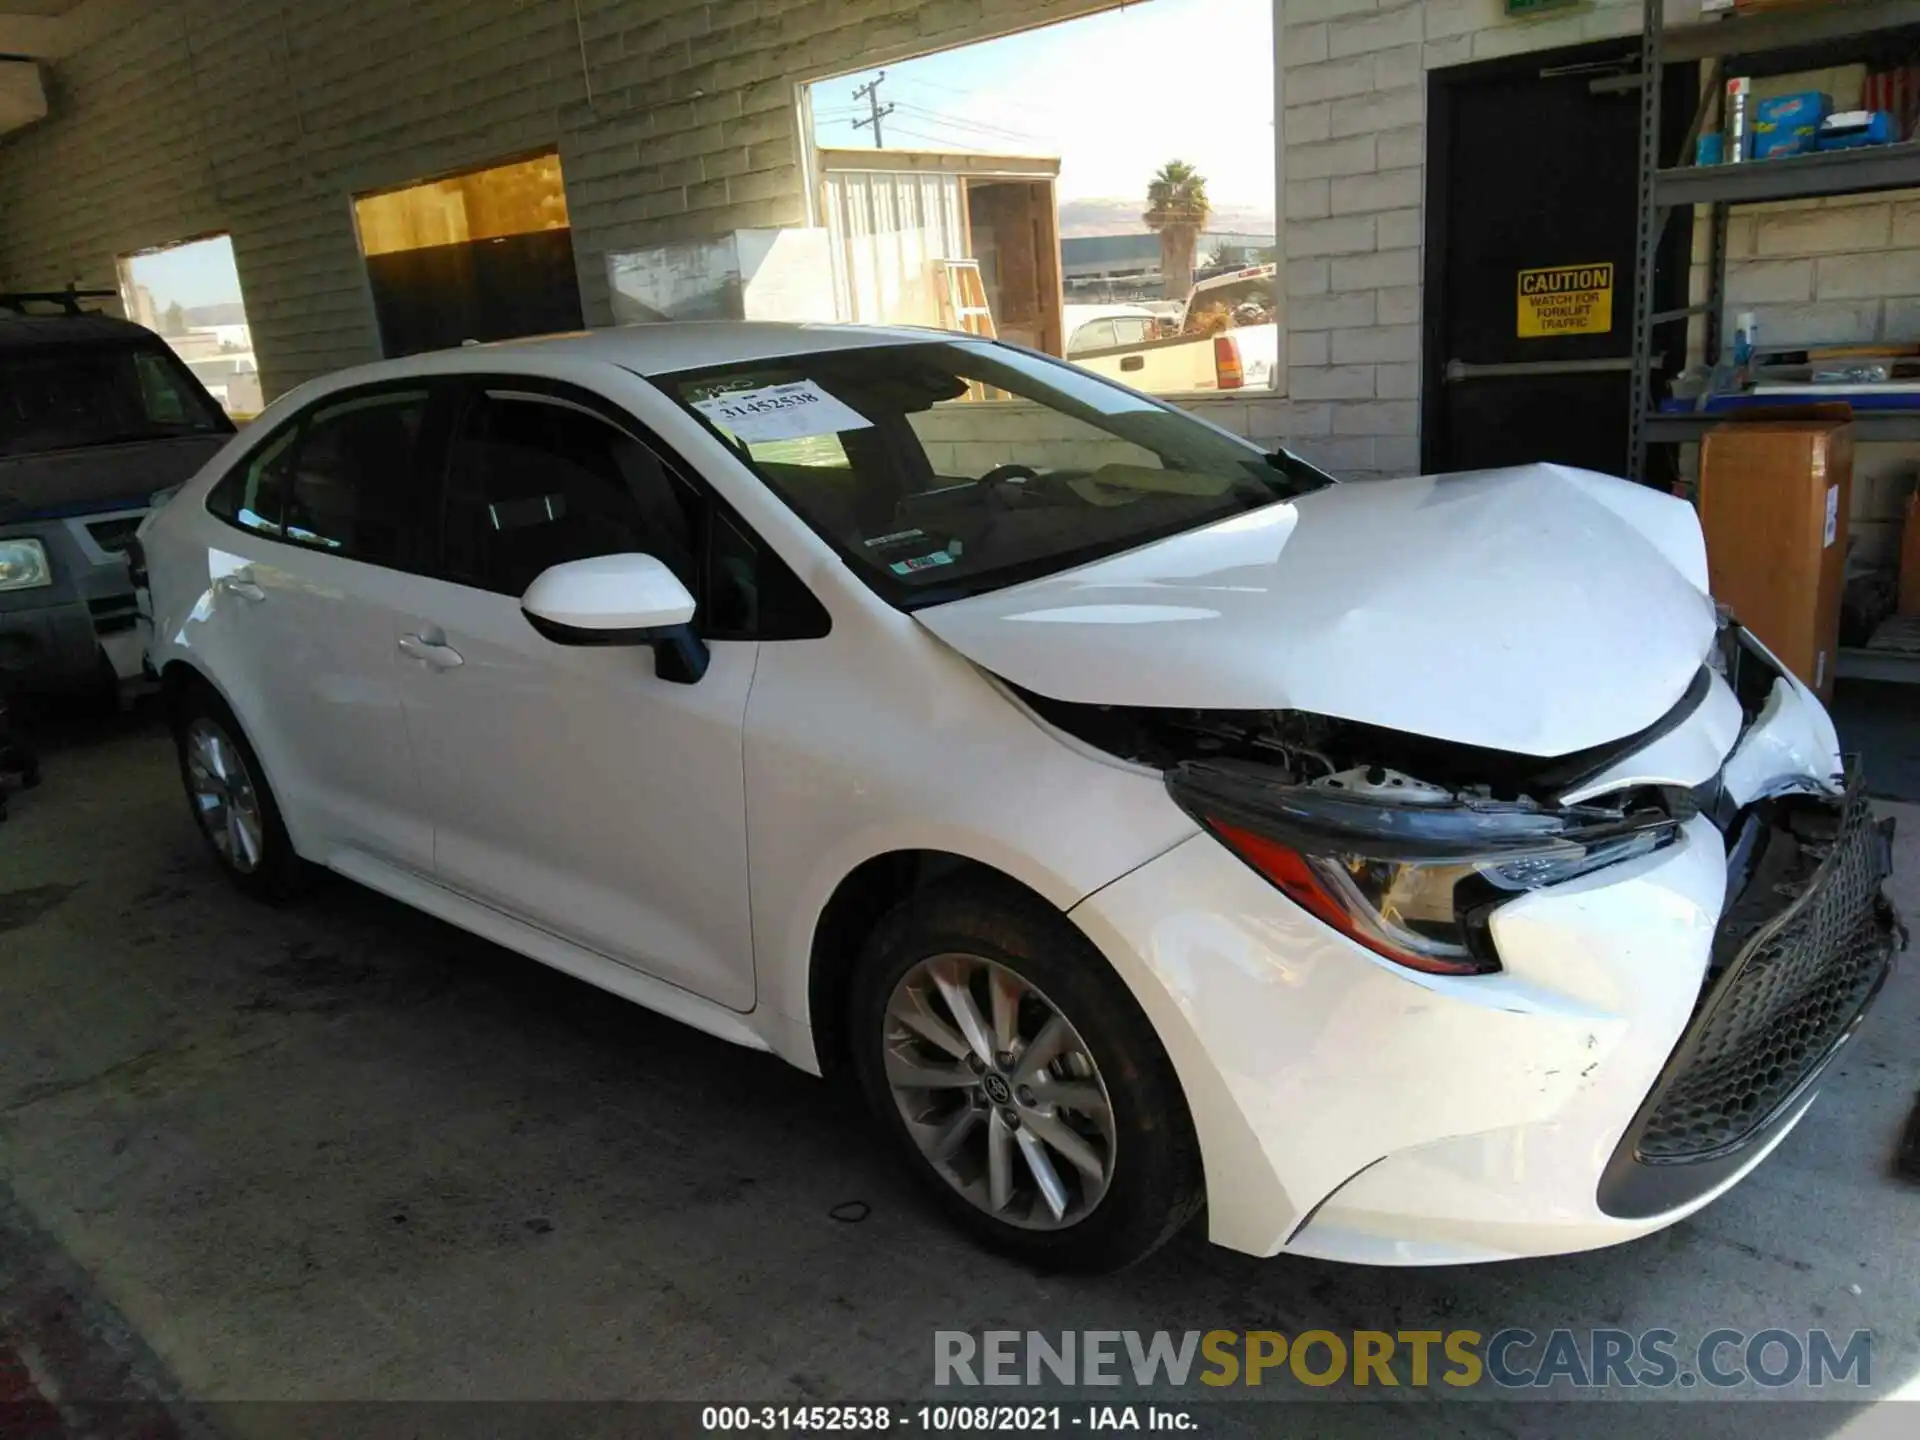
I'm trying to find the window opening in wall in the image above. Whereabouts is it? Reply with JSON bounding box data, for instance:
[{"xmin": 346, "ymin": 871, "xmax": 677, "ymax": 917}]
[
  {"xmin": 352, "ymin": 152, "xmax": 585, "ymax": 358},
  {"xmin": 803, "ymin": 0, "xmax": 1276, "ymax": 397},
  {"xmin": 118, "ymin": 234, "xmax": 261, "ymax": 418}
]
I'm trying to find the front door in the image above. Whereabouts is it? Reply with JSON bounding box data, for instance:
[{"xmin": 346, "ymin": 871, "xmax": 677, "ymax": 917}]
[
  {"xmin": 394, "ymin": 382, "xmax": 759, "ymax": 1011},
  {"xmin": 1423, "ymin": 43, "xmax": 1694, "ymax": 476}
]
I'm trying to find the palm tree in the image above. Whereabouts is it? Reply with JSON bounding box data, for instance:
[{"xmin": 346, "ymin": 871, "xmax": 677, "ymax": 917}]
[{"xmin": 1144, "ymin": 160, "xmax": 1211, "ymax": 303}]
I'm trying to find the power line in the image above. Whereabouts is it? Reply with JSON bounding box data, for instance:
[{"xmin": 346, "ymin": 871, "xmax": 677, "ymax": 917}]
[{"xmin": 890, "ymin": 102, "xmax": 1044, "ymax": 146}]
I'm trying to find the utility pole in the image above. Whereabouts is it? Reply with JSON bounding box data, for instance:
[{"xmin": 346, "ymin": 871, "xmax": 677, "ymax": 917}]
[{"xmin": 851, "ymin": 71, "xmax": 893, "ymax": 149}]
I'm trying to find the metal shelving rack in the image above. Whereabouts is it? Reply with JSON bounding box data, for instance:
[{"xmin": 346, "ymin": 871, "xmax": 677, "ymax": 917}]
[
  {"xmin": 1628, "ymin": 0, "xmax": 1920, "ymax": 475},
  {"xmin": 1629, "ymin": 1, "xmax": 1920, "ymax": 683}
]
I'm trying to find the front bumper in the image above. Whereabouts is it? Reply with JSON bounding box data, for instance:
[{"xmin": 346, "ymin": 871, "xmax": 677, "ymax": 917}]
[
  {"xmin": 1598, "ymin": 773, "xmax": 1898, "ymax": 1218},
  {"xmin": 0, "ymin": 510, "xmax": 147, "ymax": 692},
  {"xmin": 1070, "ymin": 683, "xmax": 1896, "ymax": 1265}
]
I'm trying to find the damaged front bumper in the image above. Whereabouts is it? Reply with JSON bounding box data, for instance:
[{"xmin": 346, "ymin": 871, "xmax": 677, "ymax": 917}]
[
  {"xmin": 1070, "ymin": 629, "xmax": 1901, "ymax": 1264},
  {"xmin": 1598, "ymin": 769, "xmax": 1901, "ymax": 1218}
]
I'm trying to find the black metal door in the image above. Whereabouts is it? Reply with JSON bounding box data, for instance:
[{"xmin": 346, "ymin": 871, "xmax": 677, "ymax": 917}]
[
  {"xmin": 1422, "ymin": 45, "xmax": 1693, "ymax": 477},
  {"xmin": 365, "ymin": 230, "xmax": 586, "ymax": 358}
]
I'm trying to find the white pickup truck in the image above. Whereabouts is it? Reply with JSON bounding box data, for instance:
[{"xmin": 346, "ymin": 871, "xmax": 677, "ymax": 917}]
[{"xmin": 1064, "ymin": 266, "xmax": 1278, "ymax": 393}]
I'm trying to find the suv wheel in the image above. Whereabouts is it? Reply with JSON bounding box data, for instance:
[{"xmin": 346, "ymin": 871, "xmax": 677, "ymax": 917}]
[
  {"xmin": 173, "ymin": 687, "xmax": 306, "ymax": 900},
  {"xmin": 850, "ymin": 882, "xmax": 1203, "ymax": 1272}
]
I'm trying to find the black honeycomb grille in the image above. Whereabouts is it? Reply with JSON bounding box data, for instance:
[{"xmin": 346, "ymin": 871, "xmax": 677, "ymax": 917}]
[{"xmin": 1637, "ymin": 788, "xmax": 1895, "ymax": 1162}]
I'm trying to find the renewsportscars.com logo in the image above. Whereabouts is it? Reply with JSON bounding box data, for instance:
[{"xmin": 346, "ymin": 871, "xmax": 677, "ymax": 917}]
[{"xmin": 933, "ymin": 1329, "xmax": 1873, "ymax": 1391}]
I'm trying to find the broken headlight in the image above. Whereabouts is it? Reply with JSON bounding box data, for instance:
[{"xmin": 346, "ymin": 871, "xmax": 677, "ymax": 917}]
[{"xmin": 1168, "ymin": 761, "xmax": 1684, "ymax": 976}]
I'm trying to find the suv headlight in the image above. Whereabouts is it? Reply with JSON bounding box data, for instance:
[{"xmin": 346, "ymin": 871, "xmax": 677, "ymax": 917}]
[{"xmin": 0, "ymin": 538, "xmax": 53, "ymax": 592}]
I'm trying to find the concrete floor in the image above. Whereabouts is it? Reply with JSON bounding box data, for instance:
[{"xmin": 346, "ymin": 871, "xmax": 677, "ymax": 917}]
[{"xmin": 3, "ymin": 707, "xmax": 1918, "ymax": 1437}]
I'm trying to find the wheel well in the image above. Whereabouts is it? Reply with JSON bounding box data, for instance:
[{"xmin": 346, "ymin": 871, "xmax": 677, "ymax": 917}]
[
  {"xmin": 159, "ymin": 660, "xmax": 216, "ymax": 729},
  {"xmin": 807, "ymin": 850, "xmax": 1058, "ymax": 1077}
]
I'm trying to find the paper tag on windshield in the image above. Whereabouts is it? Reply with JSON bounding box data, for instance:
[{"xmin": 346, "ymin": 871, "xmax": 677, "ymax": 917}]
[{"xmin": 692, "ymin": 380, "xmax": 872, "ymax": 442}]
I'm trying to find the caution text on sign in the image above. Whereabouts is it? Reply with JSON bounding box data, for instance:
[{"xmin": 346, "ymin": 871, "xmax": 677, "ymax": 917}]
[{"xmin": 1516, "ymin": 263, "xmax": 1614, "ymax": 338}]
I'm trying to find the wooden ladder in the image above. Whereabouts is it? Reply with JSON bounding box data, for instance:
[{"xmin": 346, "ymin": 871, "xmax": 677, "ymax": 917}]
[{"xmin": 934, "ymin": 259, "xmax": 996, "ymax": 339}]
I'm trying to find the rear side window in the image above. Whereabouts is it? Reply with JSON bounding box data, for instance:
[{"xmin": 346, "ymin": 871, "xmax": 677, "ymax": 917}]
[
  {"xmin": 206, "ymin": 388, "xmax": 434, "ymax": 569},
  {"xmin": 282, "ymin": 390, "xmax": 431, "ymax": 564}
]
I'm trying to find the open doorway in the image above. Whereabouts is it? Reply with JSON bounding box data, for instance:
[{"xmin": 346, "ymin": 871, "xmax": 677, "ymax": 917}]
[
  {"xmin": 353, "ymin": 152, "xmax": 584, "ymax": 357},
  {"xmin": 802, "ymin": 0, "xmax": 1276, "ymax": 396},
  {"xmin": 118, "ymin": 235, "xmax": 260, "ymax": 417}
]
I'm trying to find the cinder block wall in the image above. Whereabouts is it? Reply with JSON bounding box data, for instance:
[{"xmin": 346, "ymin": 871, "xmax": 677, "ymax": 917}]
[
  {"xmin": 1277, "ymin": 0, "xmax": 1657, "ymax": 479},
  {"xmin": 0, "ymin": 0, "xmax": 1135, "ymax": 401}
]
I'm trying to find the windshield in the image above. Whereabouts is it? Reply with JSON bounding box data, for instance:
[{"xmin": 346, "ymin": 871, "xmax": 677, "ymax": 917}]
[
  {"xmin": 665, "ymin": 340, "xmax": 1321, "ymax": 607},
  {"xmin": 0, "ymin": 342, "xmax": 231, "ymax": 459}
]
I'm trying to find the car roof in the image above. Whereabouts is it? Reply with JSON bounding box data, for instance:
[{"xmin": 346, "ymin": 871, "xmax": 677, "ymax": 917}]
[
  {"xmin": 0, "ymin": 310, "xmax": 163, "ymax": 352},
  {"xmin": 406, "ymin": 321, "xmax": 955, "ymax": 379}
]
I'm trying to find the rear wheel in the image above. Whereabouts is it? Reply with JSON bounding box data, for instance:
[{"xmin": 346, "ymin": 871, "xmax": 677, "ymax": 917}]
[
  {"xmin": 850, "ymin": 882, "xmax": 1203, "ymax": 1272},
  {"xmin": 172, "ymin": 686, "xmax": 307, "ymax": 901}
]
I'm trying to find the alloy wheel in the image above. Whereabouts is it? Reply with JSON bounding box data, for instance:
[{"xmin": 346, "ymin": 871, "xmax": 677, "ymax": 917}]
[
  {"xmin": 184, "ymin": 717, "xmax": 265, "ymax": 874},
  {"xmin": 882, "ymin": 953, "xmax": 1117, "ymax": 1230}
]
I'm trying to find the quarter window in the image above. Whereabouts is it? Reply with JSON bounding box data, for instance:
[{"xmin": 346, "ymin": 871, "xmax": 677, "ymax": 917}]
[{"xmin": 207, "ymin": 424, "xmax": 299, "ymax": 537}]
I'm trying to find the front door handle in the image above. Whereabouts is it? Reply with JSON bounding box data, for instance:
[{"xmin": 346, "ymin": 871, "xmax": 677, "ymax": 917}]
[
  {"xmin": 214, "ymin": 571, "xmax": 266, "ymax": 603},
  {"xmin": 399, "ymin": 633, "xmax": 464, "ymax": 670}
]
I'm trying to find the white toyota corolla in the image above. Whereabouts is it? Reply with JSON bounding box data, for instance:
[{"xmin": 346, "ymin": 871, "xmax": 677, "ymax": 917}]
[{"xmin": 138, "ymin": 324, "xmax": 1899, "ymax": 1272}]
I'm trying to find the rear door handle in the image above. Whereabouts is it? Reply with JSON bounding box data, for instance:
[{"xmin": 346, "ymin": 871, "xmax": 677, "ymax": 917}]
[
  {"xmin": 214, "ymin": 571, "xmax": 266, "ymax": 603},
  {"xmin": 398, "ymin": 633, "xmax": 464, "ymax": 670}
]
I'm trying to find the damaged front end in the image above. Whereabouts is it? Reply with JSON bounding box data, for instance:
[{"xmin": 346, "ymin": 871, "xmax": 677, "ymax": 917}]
[
  {"xmin": 1017, "ymin": 615, "xmax": 1901, "ymax": 1210},
  {"xmin": 1016, "ymin": 673, "xmax": 1713, "ymax": 978}
]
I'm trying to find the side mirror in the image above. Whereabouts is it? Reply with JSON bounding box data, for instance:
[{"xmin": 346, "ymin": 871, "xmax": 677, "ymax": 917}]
[{"xmin": 521, "ymin": 553, "xmax": 709, "ymax": 684}]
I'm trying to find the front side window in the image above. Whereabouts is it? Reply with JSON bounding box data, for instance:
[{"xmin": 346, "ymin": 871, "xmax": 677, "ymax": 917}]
[
  {"xmin": 668, "ymin": 341, "xmax": 1314, "ymax": 608},
  {"xmin": 0, "ymin": 342, "xmax": 230, "ymax": 459},
  {"xmin": 443, "ymin": 393, "xmax": 700, "ymax": 600}
]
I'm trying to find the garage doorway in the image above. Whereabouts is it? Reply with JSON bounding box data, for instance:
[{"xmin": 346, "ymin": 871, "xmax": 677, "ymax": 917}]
[
  {"xmin": 1420, "ymin": 44, "xmax": 1696, "ymax": 477},
  {"xmin": 353, "ymin": 153, "xmax": 584, "ymax": 357}
]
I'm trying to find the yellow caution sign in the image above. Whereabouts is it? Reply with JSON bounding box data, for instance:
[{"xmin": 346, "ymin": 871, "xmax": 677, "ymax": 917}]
[{"xmin": 1517, "ymin": 263, "xmax": 1614, "ymax": 338}]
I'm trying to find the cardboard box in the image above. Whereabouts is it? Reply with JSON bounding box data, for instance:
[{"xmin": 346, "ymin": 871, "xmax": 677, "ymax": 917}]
[
  {"xmin": 1900, "ymin": 488, "xmax": 1920, "ymax": 615},
  {"xmin": 1698, "ymin": 419, "xmax": 1852, "ymax": 701}
]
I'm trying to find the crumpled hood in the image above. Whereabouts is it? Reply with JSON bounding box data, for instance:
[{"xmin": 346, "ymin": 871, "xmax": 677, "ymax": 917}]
[{"xmin": 914, "ymin": 463, "xmax": 1719, "ymax": 758}]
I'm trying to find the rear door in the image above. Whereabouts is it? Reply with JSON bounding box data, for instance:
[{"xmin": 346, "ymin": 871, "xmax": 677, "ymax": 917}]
[
  {"xmin": 1423, "ymin": 46, "xmax": 1694, "ymax": 476},
  {"xmin": 196, "ymin": 383, "xmax": 452, "ymax": 873}
]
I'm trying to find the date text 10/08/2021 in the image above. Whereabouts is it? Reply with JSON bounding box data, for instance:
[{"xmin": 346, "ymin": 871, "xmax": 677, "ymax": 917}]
[{"xmin": 702, "ymin": 1407, "xmax": 1191, "ymax": 1432}]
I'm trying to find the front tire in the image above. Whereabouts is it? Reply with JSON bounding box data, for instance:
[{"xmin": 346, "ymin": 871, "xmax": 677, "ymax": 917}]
[
  {"xmin": 849, "ymin": 881, "xmax": 1203, "ymax": 1272},
  {"xmin": 172, "ymin": 685, "xmax": 307, "ymax": 901}
]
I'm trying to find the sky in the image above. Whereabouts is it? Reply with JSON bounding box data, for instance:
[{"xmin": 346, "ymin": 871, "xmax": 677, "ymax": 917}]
[
  {"xmin": 123, "ymin": 234, "xmax": 246, "ymax": 313},
  {"xmin": 811, "ymin": 0, "xmax": 1276, "ymax": 219},
  {"xmin": 119, "ymin": 0, "xmax": 1276, "ymax": 312}
]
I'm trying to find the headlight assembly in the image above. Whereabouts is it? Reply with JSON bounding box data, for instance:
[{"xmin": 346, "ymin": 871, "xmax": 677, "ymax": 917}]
[
  {"xmin": 0, "ymin": 538, "xmax": 53, "ymax": 592},
  {"xmin": 1169, "ymin": 760, "xmax": 1686, "ymax": 976}
]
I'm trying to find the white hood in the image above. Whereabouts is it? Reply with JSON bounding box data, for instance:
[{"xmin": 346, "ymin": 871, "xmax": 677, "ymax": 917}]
[{"xmin": 914, "ymin": 463, "xmax": 1719, "ymax": 758}]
